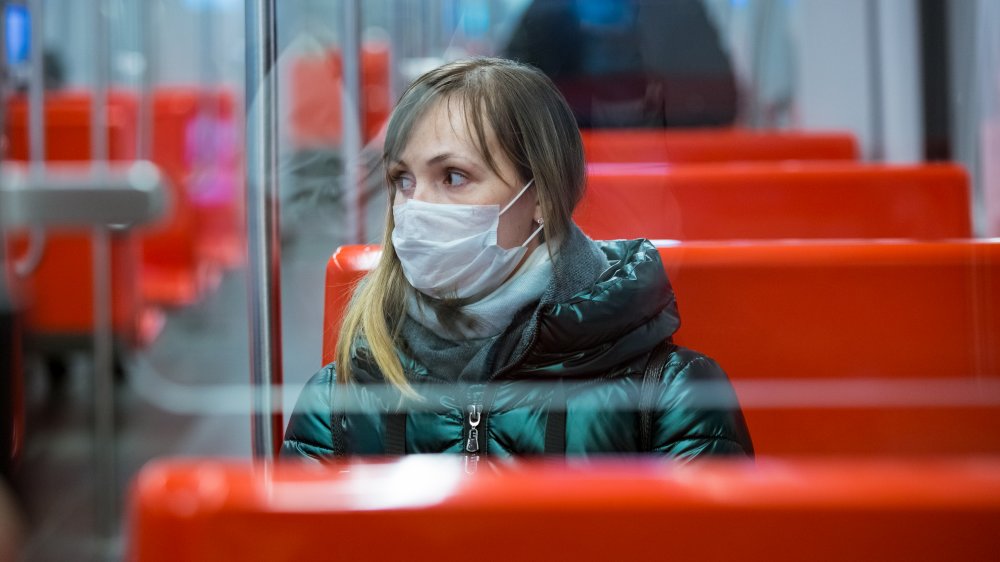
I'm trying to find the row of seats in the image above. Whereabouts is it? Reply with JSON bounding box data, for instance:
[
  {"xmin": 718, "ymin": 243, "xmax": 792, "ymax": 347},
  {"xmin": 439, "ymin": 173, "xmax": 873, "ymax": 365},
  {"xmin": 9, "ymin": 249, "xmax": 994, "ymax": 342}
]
[
  {"xmin": 3, "ymin": 88, "xmax": 244, "ymax": 358},
  {"xmin": 317, "ymin": 130, "xmax": 994, "ymax": 458},
  {"xmin": 127, "ymin": 457, "xmax": 1000, "ymax": 561},
  {"xmin": 322, "ymin": 239, "xmax": 1000, "ymax": 457},
  {"xmin": 579, "ymin": 162, "xmax": 971, "ymax": 240},
  {"xmin": 128, "ymin": 123, "xmax": 997, "ymax": 559}
]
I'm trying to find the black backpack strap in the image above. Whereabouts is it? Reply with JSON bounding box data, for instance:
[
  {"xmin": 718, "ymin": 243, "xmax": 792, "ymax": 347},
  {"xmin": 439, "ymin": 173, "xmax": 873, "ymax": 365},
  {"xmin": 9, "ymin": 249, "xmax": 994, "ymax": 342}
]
[
  {"xmin": 639, "ymin": 339, "xmax": 676, "ymax": 452},
  {"xmin": 383, "ymin": 412, "xmax": 407, "ymax": 455},
  {"xmin": 328, "ymin": 375, "xmax": 348, "ymax": 457},
  {"xmin": 544, "ymin": 382, "xmax": 567, "ymax": 455}
]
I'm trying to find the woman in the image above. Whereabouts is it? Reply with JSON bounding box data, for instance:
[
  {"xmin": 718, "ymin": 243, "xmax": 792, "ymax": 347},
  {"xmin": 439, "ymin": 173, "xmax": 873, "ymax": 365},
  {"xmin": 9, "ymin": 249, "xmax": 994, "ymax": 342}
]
[{"xmin": 282, "ymin": 58, "xmax": 752, "ymax": 462}]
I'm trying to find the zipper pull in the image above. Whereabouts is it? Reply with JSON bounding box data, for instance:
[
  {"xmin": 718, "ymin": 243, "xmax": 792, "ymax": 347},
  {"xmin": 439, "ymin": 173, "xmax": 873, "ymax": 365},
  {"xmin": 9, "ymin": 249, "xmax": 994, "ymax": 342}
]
[
  {"xmin": 466, "ymin": 405, "xmax": 481, "ymax": 453},
  {"xmin": 465, "ymin": 454, "xmax": 479, "ymax": 474},
  {"xmin": 466, "ymin": 428, "xmax": 479, "ymax": 453}
]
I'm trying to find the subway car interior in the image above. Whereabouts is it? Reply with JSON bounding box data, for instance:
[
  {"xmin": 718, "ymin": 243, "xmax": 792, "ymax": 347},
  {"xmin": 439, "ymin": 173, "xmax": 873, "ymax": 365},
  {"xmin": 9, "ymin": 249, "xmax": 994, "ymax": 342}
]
[{"xmin": 1, "ymin": 0, "xmax": 1000, "ymax": 560}]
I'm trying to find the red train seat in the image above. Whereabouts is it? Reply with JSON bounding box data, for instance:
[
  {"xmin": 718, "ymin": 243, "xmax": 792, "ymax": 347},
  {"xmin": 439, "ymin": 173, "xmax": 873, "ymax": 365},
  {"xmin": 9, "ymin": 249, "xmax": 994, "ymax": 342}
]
[
  {"xmin": 4, "ymin": 92, "xmax": 162, "ymax": 347},
  {"xmin": 663, "ymin": 240, "xmax": 1000, "ymax": 456},
  {"xmin": 5, "ymin": 89, "xmax": 243, "ymax": 309},
  {"xmin": 143, "ymin": 87, "xmax": 244, "ymax": 306},
  {"xmin": 140, "ymin": 90, "xmax": 208, "ymax": 307},
  {"xmin": 180, "ymin": 88, "xmax": 244, "ymax": 272},
  {"xmin": 321, "ymin": 240, "xmax": 1000, "ymax": 456},
  {"xmin": 576, "ymin": 163, "xmax": 972, "ymax": 240},
  {"xmin": 581, "ymin": 128, "xmax": 858, "ymax": 163},
  {"xmin": 7, "ymin": 231, "xmax": 159, "ymax": 348},
  {"xmin": 288, "ymin": 43, "xmax": 392, "ymax": 147},
  {"xmin": 127, "ymin": 457, "xmax": 1000, "ymax": 561}
]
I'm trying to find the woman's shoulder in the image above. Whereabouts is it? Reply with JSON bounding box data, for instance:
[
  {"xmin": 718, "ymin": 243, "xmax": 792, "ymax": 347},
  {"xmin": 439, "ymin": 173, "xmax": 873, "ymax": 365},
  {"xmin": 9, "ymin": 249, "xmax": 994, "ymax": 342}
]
[
  {"xmin": 647, "ymin": 344, "xmax": 755, "ymax": 457},
  {"xmin": 591, "ymin": 237, "xmax": 660, "ymax": 265},
  {"xmin": 660, "ymin": 345, "xmax": 727, "ymax": 381},
  {"xmin": 639, "ymin": 342, "xmax": 741, "ymax": 409},
  {"xmin": 281, "ymin": 362, "xmax": 340, "ymax": 460},
  {"xmin": 291, "ymin": 362, "xmax": 339, "ymax": 411},
  {"xmin": 307, "ymin": 362, "xmax": 338, "ymax": 385}
]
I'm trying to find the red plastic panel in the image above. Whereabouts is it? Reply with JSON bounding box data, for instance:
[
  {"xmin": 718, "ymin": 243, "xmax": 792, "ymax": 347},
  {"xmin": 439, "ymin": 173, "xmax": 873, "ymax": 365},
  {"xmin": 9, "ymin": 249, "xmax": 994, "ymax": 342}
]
[
  {"xmin": 289, "ymin": 43, "xmax": 392, "ymax": 147},
  {"xmin": 576, "ymin": 163, "xmax": 972, "ymax": 240},
  {"xmin": 581, "ymin": 128, "xmax": 858, "ymax": 163},
  {"xmin": 127, "ymin": 457, "xmax": 1000, "ymax": 562},
  {"xmin": 661, "ymin": 240, "xmax": 1000, "ymax": 455},
  {"xmin": 321, "ymin": 245, "xmax": 381, "ymax": 365},
  {"xmin": 5, "ymin": 90, "xmax": 138, "ymax": 161},
  {"xmin": 660, "ymin": 240, "xmax": 1000, "ymax": 380},
  {"xmin": 4, "ymin": 92, "xmax": 158, "ymax": 344},
  {"xmin": 322, "ymin": 240, "xmax": 1000, "ymax": 378},
  {"xmin": 6, "ymin": 89, "xmax": 243, "ymax": 309},
  {"xmin": 142, "ymin": 88, "xmax": 243, "ymax": 306},
  {"xmin": 6, "ymin": 231, "xmax": 151, "ymax": 345}
]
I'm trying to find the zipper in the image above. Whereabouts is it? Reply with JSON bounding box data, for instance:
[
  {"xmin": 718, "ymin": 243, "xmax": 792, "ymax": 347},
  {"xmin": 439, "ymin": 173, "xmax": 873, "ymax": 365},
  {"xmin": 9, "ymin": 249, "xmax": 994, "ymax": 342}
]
[
  {"xmin": 465, "ymin": 404, "xmax": 482, "ymax": 452},
  {"xmin": 478, "ymin": 319, "xmax": 545, "ymax": 456},
  {"xmin": 465, "ymin": 404, "xmax": 482, "ymax": 474}
]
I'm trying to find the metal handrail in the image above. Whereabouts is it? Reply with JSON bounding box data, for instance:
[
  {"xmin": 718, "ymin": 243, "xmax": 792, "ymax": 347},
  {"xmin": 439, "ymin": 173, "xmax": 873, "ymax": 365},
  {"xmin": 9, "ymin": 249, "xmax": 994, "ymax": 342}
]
[{"xmin": 0, "ymin": 161, "xmax": 168, "ymax": 226}]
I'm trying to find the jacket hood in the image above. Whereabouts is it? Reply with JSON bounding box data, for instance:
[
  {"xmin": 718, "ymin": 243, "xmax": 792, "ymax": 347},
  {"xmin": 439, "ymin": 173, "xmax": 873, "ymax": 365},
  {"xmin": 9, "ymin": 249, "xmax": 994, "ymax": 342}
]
[{"xmin": 514, "ymin": 227, "xmax": 680, "ymax": 377}]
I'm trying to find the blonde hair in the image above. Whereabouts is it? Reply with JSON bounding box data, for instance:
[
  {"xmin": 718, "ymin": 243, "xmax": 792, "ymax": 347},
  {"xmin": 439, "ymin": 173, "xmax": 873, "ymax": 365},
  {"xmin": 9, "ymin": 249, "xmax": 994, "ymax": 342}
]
[{"xmin": 335, "ymin": 57, "xmax": 586, "ymax": 395}]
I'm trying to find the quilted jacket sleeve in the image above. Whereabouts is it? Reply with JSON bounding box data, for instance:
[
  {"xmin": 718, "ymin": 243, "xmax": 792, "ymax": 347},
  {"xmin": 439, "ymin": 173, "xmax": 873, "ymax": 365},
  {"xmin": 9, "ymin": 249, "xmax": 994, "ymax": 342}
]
[
  {"xmin": 651, "ymin": 347, "xmax": 754, "ymax": 459},
  {"xmin": 280, "ymin": 363, "xmax": 339, "ymax": 461}
]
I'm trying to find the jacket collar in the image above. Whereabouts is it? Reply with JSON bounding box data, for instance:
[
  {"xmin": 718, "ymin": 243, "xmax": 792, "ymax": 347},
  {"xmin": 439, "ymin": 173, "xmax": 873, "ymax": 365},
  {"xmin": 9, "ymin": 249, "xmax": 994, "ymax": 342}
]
[
  {"xmin": 513, "ymin": 226, "xmax": 680, "ymax": 377},
  {"xmin": 351, "ymin": 223, "xmax": 680, "ymax": 381}
]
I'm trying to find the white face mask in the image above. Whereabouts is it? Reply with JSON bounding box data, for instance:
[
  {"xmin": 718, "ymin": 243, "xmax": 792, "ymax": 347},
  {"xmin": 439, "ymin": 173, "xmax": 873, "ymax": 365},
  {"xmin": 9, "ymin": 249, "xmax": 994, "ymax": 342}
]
[{"xmin": 392, "ymin": 179, "xmax": 544, "ymax": 300}]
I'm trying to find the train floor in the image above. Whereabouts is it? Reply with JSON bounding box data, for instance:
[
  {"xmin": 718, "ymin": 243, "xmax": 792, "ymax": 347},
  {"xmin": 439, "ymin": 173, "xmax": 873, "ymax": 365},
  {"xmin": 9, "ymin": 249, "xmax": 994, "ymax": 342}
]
[{"xmin": 13, "ymin": 218, "xmax": 350, "ymax": 561}]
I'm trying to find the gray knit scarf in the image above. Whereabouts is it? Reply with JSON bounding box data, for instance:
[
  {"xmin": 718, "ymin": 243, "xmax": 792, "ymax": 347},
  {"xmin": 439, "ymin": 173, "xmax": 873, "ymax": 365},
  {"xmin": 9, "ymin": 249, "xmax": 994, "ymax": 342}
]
[{"xmin": 398, "ymin": 223, "xmax": 609, "ymax": 383}]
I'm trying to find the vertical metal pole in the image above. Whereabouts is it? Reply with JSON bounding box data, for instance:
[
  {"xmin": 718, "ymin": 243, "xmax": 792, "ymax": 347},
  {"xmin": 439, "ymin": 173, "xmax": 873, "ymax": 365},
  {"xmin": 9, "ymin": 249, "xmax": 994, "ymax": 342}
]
[
  {"xmin": 433, "ymin": 0, "xmax": 444, "ymax": 54},
  {"xmin": 136, "ymin": 0, "xmax": 156, "ymax": 161},
  {"xmin": 388, "ymin": 0, "xmax": 402, "ymax": 103},
  {"xmin": 866, "ymin": 0, "xmax": 885, "ymax": 161},
  {"xmin": 0, "ymin": 0, "xmax": 7, "ymax": 190},
  {"xmin": 196, "ymin": 0, "xmax": 215, "ymax": 173},
  {"xmin": 245, "ymin": 0, "xmax": 283, "ymax": 460},
  {"xmin": 0, "ymin": 0, "xmax": 10, "ymax": 492},
  {"xmin": 342, "ymin": 0, "xmax": 363, "ymax": 243},
  {"xmin": 91, "ymin": 0, "xmax": 108, "ymax": 166},
  {"xmin": 27, "ymin": 0, "xmax": 44, "ymax": 173},
  {"xmin": 488, "ymin": 0, "xmax": 503, "ymax": 54},
  {"xmin": 414, "ymin": 0, "xmax": 426, "ymax": 58},
  {"xmin": 90, "ymin": 0, "xmax": 116, "ymax": 539}
]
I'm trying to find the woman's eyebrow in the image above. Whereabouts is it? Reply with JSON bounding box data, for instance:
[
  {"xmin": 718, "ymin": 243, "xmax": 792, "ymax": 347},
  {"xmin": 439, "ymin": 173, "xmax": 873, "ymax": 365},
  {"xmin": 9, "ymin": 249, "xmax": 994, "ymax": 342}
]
[
  {"xmin": 427, "ymin": 152, "xmax": 485, "ymax": 171},
  {"xmin": 427, "ymin": 152, "xmax": 459, "ymax": 165}
]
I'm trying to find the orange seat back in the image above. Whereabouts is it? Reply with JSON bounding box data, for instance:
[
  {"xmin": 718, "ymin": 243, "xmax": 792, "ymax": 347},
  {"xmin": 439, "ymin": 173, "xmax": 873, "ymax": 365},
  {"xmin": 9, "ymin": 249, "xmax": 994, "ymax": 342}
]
[
  {"xmin": 577, "ymin": 163, "xmax": 972, "ymax": 240},
  {"xmin": 289, "ymin": 43, "xmax": 391, "ymax": 147},
  {"xmin": 662, "ymin": 240, "xmax": 1000, "ymax": 455},
  {"xmin": 4, "ymin": 90, "xmax": 207, "ymax": 309},
  {"xmin": 3, "ymin": 92, "xmax": 153, "ymax": 343},
  {"xmin": 4, "ymin": 90, "xmax": 137, "ymax": 161},
  {"xmin": 323, "ymin": 240, "xmax": 1000, "ymax": 377},
  {"xmin": 127, "ymin": 458, "xmax": 1000, "ymax": 561},
  {"xmin": 581, "ymin": 128, "xmax": 858, "ymax": 163}
]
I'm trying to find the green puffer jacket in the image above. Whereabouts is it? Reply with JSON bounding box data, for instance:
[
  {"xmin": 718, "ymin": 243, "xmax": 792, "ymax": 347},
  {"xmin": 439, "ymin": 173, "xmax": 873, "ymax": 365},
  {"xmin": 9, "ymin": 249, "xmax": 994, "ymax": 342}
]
[{"xmin": 282, "ymin": 228, "xmax": 753, "ymax": 461}]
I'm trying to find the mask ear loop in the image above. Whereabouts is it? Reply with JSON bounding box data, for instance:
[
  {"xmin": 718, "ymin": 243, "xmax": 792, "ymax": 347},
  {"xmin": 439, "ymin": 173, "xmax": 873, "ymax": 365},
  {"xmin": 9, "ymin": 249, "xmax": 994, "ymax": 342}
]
[
  {"xmin": 520, "ymin": 221, "xmax": 545, "ymax": 248},
  {"xmin": 500, "ymin": 178, "xmax": 536, "ymax": 215},
  {"xmin": 500, "ymin": 178, "xmax": 544, "ymax": 247}
]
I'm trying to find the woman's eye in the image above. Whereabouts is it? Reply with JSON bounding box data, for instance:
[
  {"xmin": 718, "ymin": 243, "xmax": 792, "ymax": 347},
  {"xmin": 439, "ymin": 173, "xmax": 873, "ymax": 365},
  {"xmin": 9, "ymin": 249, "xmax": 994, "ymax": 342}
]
[
  {"xmin": 445, "ymin": 170, "xmax": 468, "ymax": 187},
  {"xmin": 393, "ymin": 174, "xmax": 415, "ymax": 193}
]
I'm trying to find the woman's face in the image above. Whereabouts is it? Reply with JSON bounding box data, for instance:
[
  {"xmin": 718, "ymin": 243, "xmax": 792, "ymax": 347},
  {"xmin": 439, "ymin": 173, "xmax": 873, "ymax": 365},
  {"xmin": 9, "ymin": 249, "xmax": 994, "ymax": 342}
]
[{"xmin": 389, "ymin": 98, "xmax": 542, "ymax": 251}]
